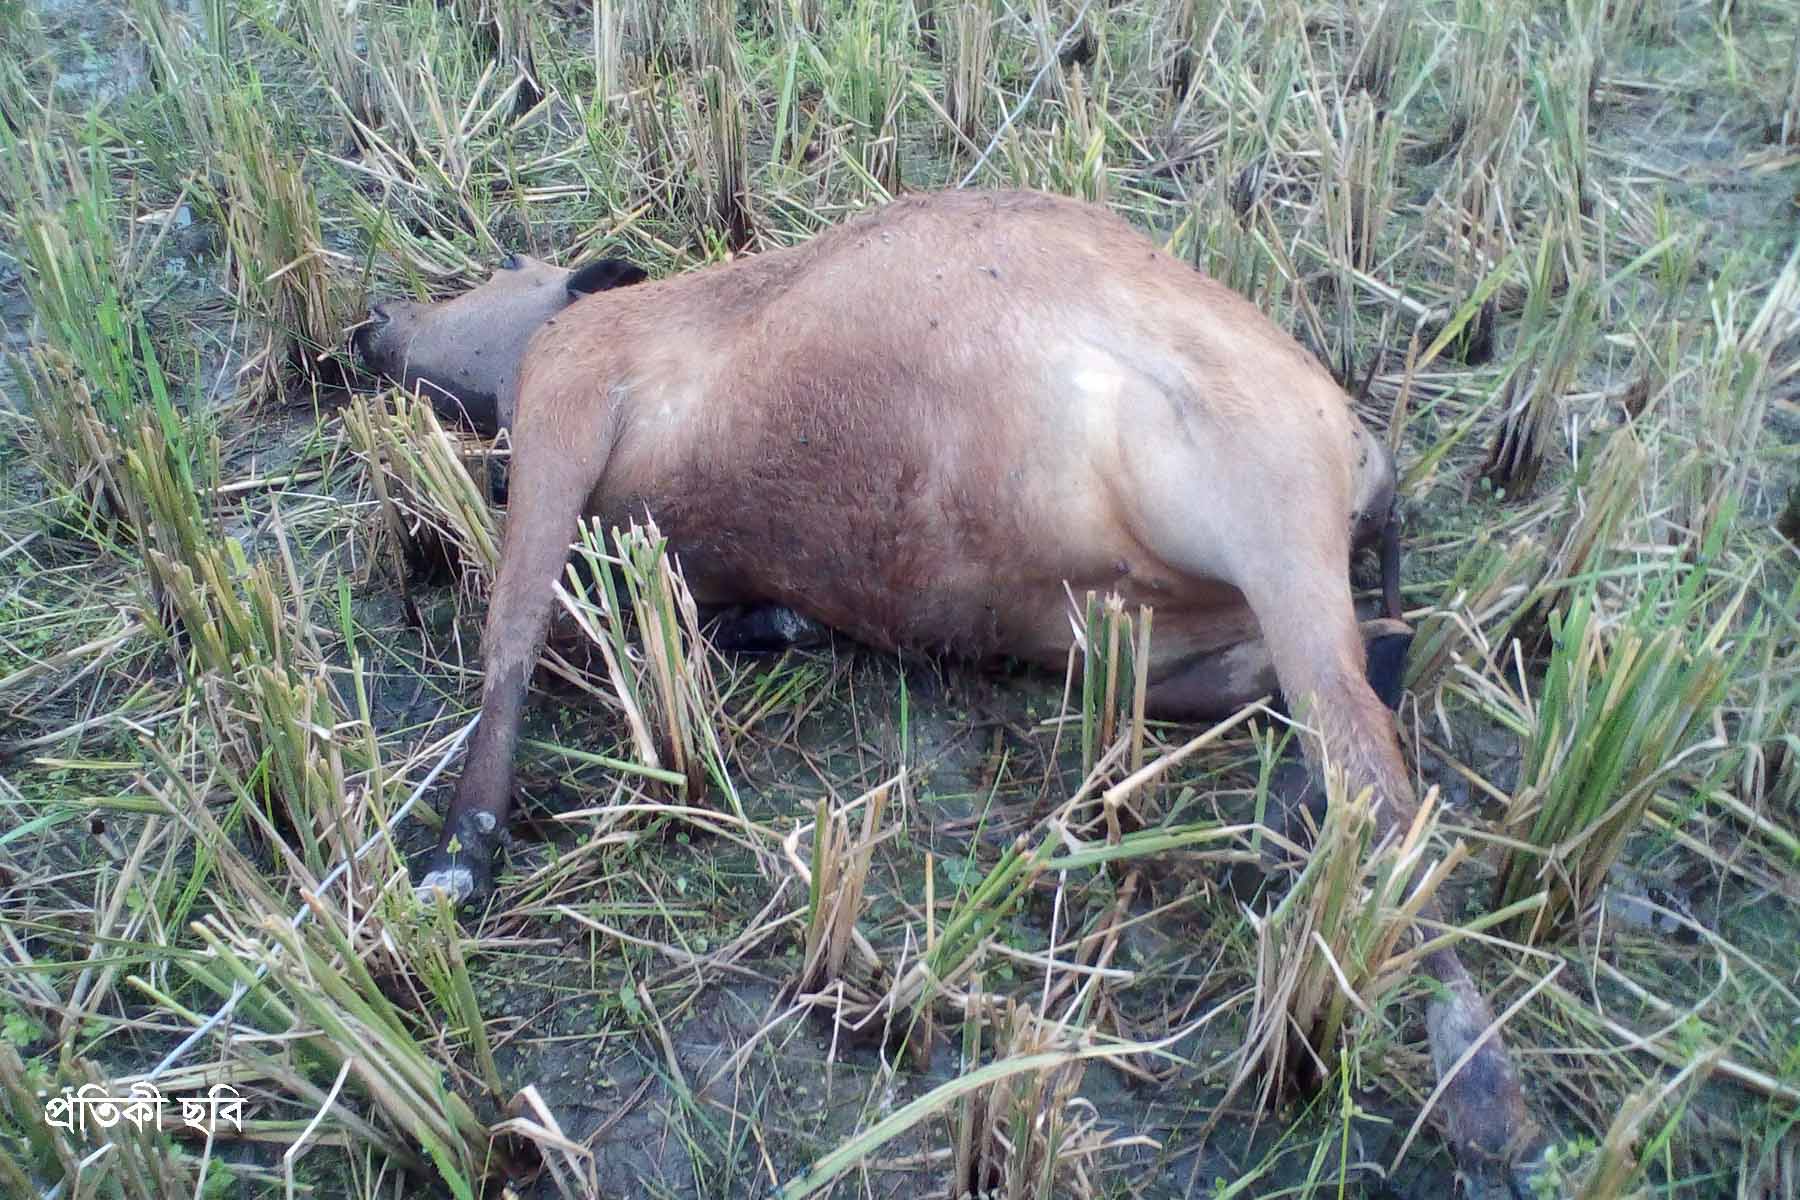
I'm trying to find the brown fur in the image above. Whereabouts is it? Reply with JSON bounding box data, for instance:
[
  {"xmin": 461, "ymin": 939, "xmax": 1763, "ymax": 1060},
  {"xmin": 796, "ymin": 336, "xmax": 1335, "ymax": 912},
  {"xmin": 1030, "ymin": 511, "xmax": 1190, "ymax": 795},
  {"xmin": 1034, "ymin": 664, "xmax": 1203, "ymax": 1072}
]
[
  {"xmin": 373, "ymin": 189, "xmax": 1546, "ymax": 1191},
  {"xmin": 504, "ymin": 193, "xmax": 1380, "ymax": 674}
]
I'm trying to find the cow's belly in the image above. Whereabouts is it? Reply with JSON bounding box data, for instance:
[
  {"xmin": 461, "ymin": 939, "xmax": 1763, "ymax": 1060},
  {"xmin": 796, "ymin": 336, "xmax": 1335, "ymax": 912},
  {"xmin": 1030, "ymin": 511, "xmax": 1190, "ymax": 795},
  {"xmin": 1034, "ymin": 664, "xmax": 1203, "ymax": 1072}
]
[{"xmin": 587, "ymin": 469, "xmax": 1255, "ymax": 673}]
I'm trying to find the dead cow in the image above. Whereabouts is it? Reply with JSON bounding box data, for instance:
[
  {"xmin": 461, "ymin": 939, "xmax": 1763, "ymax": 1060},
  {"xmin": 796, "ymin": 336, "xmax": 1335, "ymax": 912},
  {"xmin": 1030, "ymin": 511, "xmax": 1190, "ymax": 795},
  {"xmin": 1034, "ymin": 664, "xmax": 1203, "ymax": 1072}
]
[{"xmin": 357, "ymin": 189, "xmax": 1549, "ymax": 1193}]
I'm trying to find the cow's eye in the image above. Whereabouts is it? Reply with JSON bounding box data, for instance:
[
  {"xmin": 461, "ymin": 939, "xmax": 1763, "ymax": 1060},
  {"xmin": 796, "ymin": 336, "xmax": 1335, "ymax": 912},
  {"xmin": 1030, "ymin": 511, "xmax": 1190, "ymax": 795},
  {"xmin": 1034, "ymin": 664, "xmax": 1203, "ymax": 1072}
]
[{"xmin": 499, "ymin": 254, "xmax": 523, "ymax": 271}]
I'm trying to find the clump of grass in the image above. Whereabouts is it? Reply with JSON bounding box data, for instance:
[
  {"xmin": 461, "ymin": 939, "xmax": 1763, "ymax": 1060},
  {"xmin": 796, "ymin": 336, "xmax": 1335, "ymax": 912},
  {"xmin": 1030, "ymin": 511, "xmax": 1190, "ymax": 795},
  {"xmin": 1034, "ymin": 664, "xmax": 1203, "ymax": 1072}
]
[
  {"xmin": 1160, "ymin": 0, "xmax": 1219, "ymax": 98},
  {"xmin": 1676, "ymin": 242, "xmax": 1799, "ymax": 554},
  {"xmin": 0, "ymin": 124, "xmax": 199, "ymax": 535},
  {"xmin": 234, "ymin": 659, "xmax": 374, "ymax": 872},
  {"xmin": 1006, "ymin": 64, "xmax": 1110, "ymax": 204},
  {"xmin": 1413, "ymin": 424, "xmax": 1650, "ymax": 703},
  {"xmin": 775, "ymin": 800, "xmax": 1218, "ymax": 1196},
  {"xmin": 1350, "ymin": 0, "xmax": 1415, "ymax": 101},
  {"xmin": 1404, "ymin": 532, "xmax": 1546, "ymax": 694},
  {"xmin": 688, "ymin": 0, "xmax": 740, "ymax": 88},
  {"xmin": 0, "ymin": 1044, "xmax": 200, "ymax": 1196},
  {"xmin": 1227, "ymin": 775, "xmax": 1478, "ymax": 1110},
  {"xmin": 777, "ymin": 1017, "xmax": 1148, "ymax": 1200},
  {"xmin": 1, "ymin": 107, "xmax": 94, "ymax": 278},
  {"xmin": 128, "ymin": 0, "xmax": 229, "ymax": 167},
  {"xmin": 126, "ymin": 428, "xmax": 253, "ymax": 678},
  {"xmin": 786, "ymin": 824, "xmax": 1060, "ymax": 1046},
  {"xmin": 791, "ymin": 778, "xmax": 896, "ymax": 996},
  {"xmin": 132, "ymin": 484, "xmax": 393, "ymax": 885},
  {"xmin": 627, "ymin": 64, "xmax": 752, "ymax": 251},
  {"xmin": 0, "ymin": 2, "xmax": 47, "ymax": 136},
  {"xmin": 335, "ymin": 3, "xmax": 538, "ymax": 273},
  {"xmin": 11, "ymin": 346, "xmax": 140, "ymax": 539},
  {"xmin": 564, "ymin": 517, "xmax": 736, "ymax": 801},
  {"xmin": 776, "ymin": 0, "xmax": 826, "ymax": 42},
  {"xmin": 1717, "ymin": 573, "xmax": 1800, "ymax": 857},
  {"xmin": 415, "ymin": 893, "xmax": 503, "ymax": 1095},
  {"xmin": 130, "ymin": 0, "xmax": 351, "ymax": 385},
  {"xmin": 1481, "ymin": 237, "xmax": 1599, "ymax": 500},
  {"xmin": 1176, "ymin": 149, "xmax": 1291, "ymax": 318},
  {"xmin": 949, "ymin": 999, "xmax": 1135, "ymax": 1200},
  {"xmin": 1426, "ymin": 420, "xmax": 1649, "ymax": 685},
  {"xmin": 1320, "ymin": 88, "xmax": 1400, "ymax": 279},
  {"xmin": 589, "ymin": 0, "xmax": 625, "ymax": 110},
  {"xmin": 941, "ymin": 0, "xmax": 995, "ymax": 147},
  {"xmin": 1564, "ymin": 1050, "xmax": 1718, "ymax": 1200},
  {"xmin": 818, "ymin": 1, "xmax": 907, "ymax": 195},
  {"xmin": 629, "ymin": 69, "xmax": 685, "ymax": 224},
  {"xmin": 143, "ymin": 703, "xmax": 489, "ymax": 1046},
  {"xmin": 1421, "ymin": 0, "xmax": 1524, "ymax": 366},
  {"xmin": 1605, "ymin": 0, "xmax": 1676, "ymax": 43},
  {"xmin": 121, "ymin": 411, "xmax": 404, "ymax": 889},
  {"xmin": 291, "ymin": 0, "xmax": 378, "ymax": 150},
  {"xmin": 184, "ymin": 903, "xmax": 495, "ymax": 1195},
  {"xmin": 1072, "ymin": 590, "xmax": 1150, "ymax": 794},
  {"xmin": 683, "ymin": 64, "xmax": 754, "ymax": 250},
  {"xmin": 794, "ymin": 773, "xmax": 1245, "ymax": 1062},
  {"xmin": 1494, "ymin": 567, "xmax": 1746, "ymax": 942},
  {"xmin": 1531, "ymin": 422, "xmax": 1648, "ymax": 613},
  {"xmin": 448, "ymin": 0, "xmax": 541, "ymax": 113},
  {"xmin": 209, "ymin": 75, "xmax": 353, "ymax": 381},
  {"xmin": 1444, "ymin": 0, "xmax": 1522, "ymax": 164},
  {"xmin": 1530, "ymin": 41, "xmax": 1598, "ymax": 231},
  {"xmin": 1311, "ymin": 85, "xmax": 1401, "ymax": 375},
  {"xmin": 343, "ymin": 391, "xmax": 503, "ymax": 596}
]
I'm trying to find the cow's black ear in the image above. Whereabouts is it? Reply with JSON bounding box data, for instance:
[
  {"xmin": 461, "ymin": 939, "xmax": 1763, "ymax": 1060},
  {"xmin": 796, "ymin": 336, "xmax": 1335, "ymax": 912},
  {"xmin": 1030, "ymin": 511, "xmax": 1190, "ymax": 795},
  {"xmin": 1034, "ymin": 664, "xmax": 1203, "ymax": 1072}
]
[{"xmin": 567, "ymin": 258, "xmax": 648, "ymax": 297}]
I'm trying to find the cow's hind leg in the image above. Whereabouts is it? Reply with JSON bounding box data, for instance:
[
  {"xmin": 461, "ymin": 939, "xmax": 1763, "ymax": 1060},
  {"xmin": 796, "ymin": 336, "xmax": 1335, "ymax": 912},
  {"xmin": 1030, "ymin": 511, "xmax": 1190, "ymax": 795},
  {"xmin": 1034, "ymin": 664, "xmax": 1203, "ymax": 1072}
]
[
  {"xmin": 1151, "ymin": 604, "xmax": 1551, "ymax": 1188},
  {"xmin": 1133, "ymin": 441, "xmax": 1548, "ymax": 1192},
  {"xmin": 1227, "ymin": 559, "xmax": 1550, "ymax": 1192}
]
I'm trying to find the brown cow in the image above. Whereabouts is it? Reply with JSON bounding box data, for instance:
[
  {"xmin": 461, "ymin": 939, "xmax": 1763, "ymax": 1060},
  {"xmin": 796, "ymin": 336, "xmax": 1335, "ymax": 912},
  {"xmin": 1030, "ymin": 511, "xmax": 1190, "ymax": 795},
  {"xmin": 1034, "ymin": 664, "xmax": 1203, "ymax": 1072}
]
[{"xmin": 357, "ymin": 189, "xmax": 1549, "ymax": 1193}]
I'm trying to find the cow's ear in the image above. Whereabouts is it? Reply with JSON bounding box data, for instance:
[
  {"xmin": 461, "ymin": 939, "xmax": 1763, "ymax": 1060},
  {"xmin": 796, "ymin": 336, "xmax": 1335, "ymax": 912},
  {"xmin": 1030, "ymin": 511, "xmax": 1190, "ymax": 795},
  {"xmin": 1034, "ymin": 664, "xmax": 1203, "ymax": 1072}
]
[{"xmin": 568, "ymin": 258, "xmax": 648, "ymax": 297}]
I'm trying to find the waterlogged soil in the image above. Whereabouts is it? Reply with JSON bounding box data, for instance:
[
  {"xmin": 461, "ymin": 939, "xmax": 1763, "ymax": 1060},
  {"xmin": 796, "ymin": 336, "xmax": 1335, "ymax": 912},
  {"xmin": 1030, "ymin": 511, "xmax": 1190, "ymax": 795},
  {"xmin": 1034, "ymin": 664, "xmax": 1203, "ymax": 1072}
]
[{"xmin": 414, "ymin": 642, "xmax": 1474, "ymax": 1199}]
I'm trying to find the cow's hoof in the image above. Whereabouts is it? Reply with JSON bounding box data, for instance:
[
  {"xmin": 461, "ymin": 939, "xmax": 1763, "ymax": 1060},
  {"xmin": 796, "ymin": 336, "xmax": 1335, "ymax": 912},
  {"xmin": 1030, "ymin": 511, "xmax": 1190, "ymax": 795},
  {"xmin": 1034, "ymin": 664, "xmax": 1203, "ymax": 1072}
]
[
  {"xmin": 415, "ymin": 863, "xmax": 479, "ymax": 907},
  {"xmin": 1446, "ymin": 1128, "xmax": 1560, "ymax": 1199},
  {"xmin": 1448, "ymin": 1143, "xmax": 1560, "ymax": 1200},
  {"xmin": 413, "ymin": 831, "xmax": 494, "ymax": 908},
  {"xmin": 1425, "ymin": 966, "xmax": 1559, "ymax": 1197}
]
